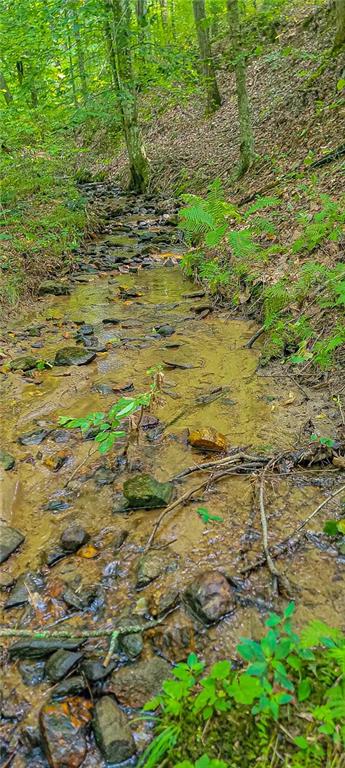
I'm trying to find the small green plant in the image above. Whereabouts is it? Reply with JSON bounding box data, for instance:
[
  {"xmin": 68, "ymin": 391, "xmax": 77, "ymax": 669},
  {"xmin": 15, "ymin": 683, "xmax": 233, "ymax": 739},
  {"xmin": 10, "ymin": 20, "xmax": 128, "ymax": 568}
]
[
  {"xmin": 310, "ymin": 434, "xmax": 336, "ymax": 449},
  {"xmin": 196, "ymin": 507, "xmax": 223, "ymax": 524},
  {"xmin": 59, "ymin": 371, "xmax": 161, "ymax": 454},
  {"xmin": 140, "ymin": 604, "xmax": 345, "ymax": 768},
  {"xmin": 36, "ymin": 359, "xmax": 53, "ymax": 371},
  {"xmin": 323, "ymin": 519, "xmax": 345, "ymax": 537}
]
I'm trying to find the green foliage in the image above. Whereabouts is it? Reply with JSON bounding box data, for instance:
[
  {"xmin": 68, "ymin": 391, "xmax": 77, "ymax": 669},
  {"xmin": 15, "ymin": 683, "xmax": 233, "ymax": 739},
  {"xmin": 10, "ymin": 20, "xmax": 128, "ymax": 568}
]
[
  {"xmin": 196, "ymin": 507, "xmax": 223, "ymax": 524},
  {"xmin": 58, "ymin": 375, "xmax": 159, "ymax": 454},
  {"xmin": 140, "ymin": 606, "xmax": 345, "ymax": 768},
  {"xmin": 292, "ymin": 196, "xmax": 345, "ymax": 254},
  {"xmin": 310, "ymin": 434, "xmax": 336, "ymax": 448}
]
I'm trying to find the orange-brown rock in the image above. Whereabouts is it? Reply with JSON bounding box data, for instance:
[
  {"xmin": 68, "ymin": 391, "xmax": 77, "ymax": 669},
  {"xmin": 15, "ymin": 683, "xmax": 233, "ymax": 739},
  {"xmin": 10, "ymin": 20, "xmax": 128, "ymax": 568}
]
[
  {"xmin": 188, "ymin": 427, "xmax": 227, "ymax": 452},
  {"xmin": 39, "ymin": 697, "xmax": 92, "ymax": 768}
]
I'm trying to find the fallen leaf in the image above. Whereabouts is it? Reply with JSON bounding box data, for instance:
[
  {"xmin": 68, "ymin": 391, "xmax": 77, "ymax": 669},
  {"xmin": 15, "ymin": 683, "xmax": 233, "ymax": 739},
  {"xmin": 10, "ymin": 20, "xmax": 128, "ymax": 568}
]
[
  {"xmin": 282, "ymin": 391, "xmax": 296, "ymax": 406},
  {"xmin": 77, "ymin": 544, "xmax": 98, "ymax": 559}
]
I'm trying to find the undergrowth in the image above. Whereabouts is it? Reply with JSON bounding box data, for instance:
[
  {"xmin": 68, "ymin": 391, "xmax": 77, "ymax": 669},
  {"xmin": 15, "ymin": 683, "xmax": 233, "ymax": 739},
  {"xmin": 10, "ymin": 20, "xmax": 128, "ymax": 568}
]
[
  {"xmin": 140, "ymin": 604, "xmax": 345, "ymax": 768},
  {"xmin": 0, "ymin": 134, "xmax": 87, "ymax": 308},
  {"xmin": 179, "ymin": 180, "xmax": 345, "ymax": 370}
]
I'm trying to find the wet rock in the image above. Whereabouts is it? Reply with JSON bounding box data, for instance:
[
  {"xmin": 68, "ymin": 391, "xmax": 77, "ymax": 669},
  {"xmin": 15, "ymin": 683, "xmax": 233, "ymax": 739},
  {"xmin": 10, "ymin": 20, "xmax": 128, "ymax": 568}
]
[
  {"xmin": 82, "ymin": 659, "xmax": 116, "ymax": 682},
  {"xmin": 39, "ymin": 697, "xmax": 92, "ymax": 768},
  {"xmin": 108, "ymin": 657, "xmax": 171, "ymax": 708},
  {"xmin": 91, "ymin": 383, "xmax": 114, "ymax": 395},
  {"xmin": 119, "ymin": 287, "xmax": 143, "ymax": 299},
  {"xmin": 60, "ymin": 524, "xmax": 89, "ymax": 552},
  {"xmin": 188, "ymin": 427, "xmax": 227, "ymax": 453},
  {"xmin": 151, "ymin": 619, "xmax": 195, "ymax": 663},
  {"xmin": 0, "ymin": 526, "xmax": 25, "ymax": 564},
  {"xmin": 45, "ymin": 650, "xmax": 84, "ymax": 683},
  {"xmin": 43, "ymin": 451, "xmax": 70, "ymax": 472},
  {"xmin": 77, "ymin": 324, "xmax": 94, "ymax": 336},
  {"xmin": 0, "ymin": 572, "xmax": 15, "ymax": 590},
  {"xmin": 44, "ymin": 499, "xmax": 70, "ymax": 512},
  {"xmin": 82, "ymin": 336, "xmax": 107, "ymax": 353},
  {"xmin": 5, "ymin": 571, "xmax": 44, "ymax": 609},
  {"xmin": 9, "ymin": 639, "xmax": 84, "ymax": 660},
  {"xmin": 46, "ymin": 547, "xmax": 67, "ymax": 567},
  {"xmin": 156, "ymin": 324, "xmax": 175, "ymax": 337},
  {"xmin": 93, "ymin": 465, "xmax": 116, "ymax": 486},
  {"xmin": 119, "ymin": 632, "xmax": 143, "ymax": 659},
  {"xmin": 19, "ymin": 660, "xmax": 45, "ymax": 686},
  {"xmin": 136, "ymin": 552, "xmax": 165, "ymax": 588},
  {"xmin": 192, "ymin": 302, "xmax": 213, "ymax": 314},
  {"xmin": 113, "ymin": 529, "xmax": 128, "ymax": 551},
  {"xmin": 184, "ymin": 570, "xmax": 235, "ymax": 624},
  {"xmin": 54, "ymin": 347, "xmax": 96, "ymax": 366},
  {"xmin": 123, "ymin": 473, "xmax": 174, "ymax": 509},
  {"xmin": 38, "ymin": 280, "xmax": 71, "ymax": 296},
  {"xmin": 8, "ymin": 355, "xmax": 37, "ymax": 372},
  {"xmin": 26, "ymin": 325, "xmax": 42, "ymax": 336},
  {"xmin": 93, "ymin": 696, "xmax": 136, "ymax": 764},
  {"xmin": 149, "ymin": 587, "xmax": 180, "ymax": 618},
  {"xmin": 18, "ymin": 428, "xmax": 49, "ymax": 446},
  {"xmin": 63, "ymin": 585, "xmax": 99, "ymax": 611},
  {"xmin": 50, "ymin": 430, "xmax": 72, "ymax": 444},
  {"xmin": 102, "ymin": 317, "xmax": 121, "ymax": 325},
  {"xmin": 0, "ymin": 449, "xmax": 15, "ymax": 470},
  {"xmin": 51, "ymin": 676, "xmax": 87, "ymax": 700},
  {"xmin": 182, "ymin": 290, "xmax": 206, "ymax": 299}
]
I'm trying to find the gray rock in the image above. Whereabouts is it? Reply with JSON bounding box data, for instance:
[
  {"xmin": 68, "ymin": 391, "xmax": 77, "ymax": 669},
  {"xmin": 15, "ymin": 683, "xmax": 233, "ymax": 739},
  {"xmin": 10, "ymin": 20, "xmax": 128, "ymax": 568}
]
[
  {"xmin": 136, "ymin": 552, "xmax": 165, "ymax": 588},
  {"xmin": 0, "ymin": 572, "xmax": 15, "ymax": 590},
  {"xmin": 0, "ymin": 526, "xmax": 25, "ymax": 564},
  {"xmin": 9, "ymin": 639, "xmax": 84, "ymax": 660},
  {"xmin": 93, "ymin": 466, "xmax": 116, "ymax": 486},
  {"xmin": 51, "ymin": 676, "xmax": 87, "ymax": 700},
  {"xmin": 54, "ymin": 347, "xmax": 97, "ymax": 366},
  {"xmin": 108, "ymin": 657, "xmax": 171, "ymax": 708},
  {"xmin": 4, "ymin": 571, "xmax": 44, "ymax": 609},
  {"xmin": 120, "ymin": 632, "xmax": 143, "ymax": 659},
  {"xmin": 92, "ymin": 696, "xmax": 136, "ymax": 764},
  {"xmin": 38, "ymin": 280, "xmax": 71, "ymax": 296},
  {"xmin": 60, "ymin": 524, "xmax": 89, "ymax": 552},
  {"xmin": 156, "ymin": 325, "xmax": 175, "ymax": 337},
  {"xmin": 9, "ymin": 356, "xmax": 37, "ymax": 372},
  {"xmin": 0, "ymin": 449, "xmax": 15, "ymax": 470},
  {"xmin": 184, "ymin": 570, "xmax": 236, "ymax": 624},
  {"xmin": 91, "ymin": 383, "xmax": 114, "ymax": 395},
  {"xmin": 18, "ymin": 428, "xmax": 49, "ymax": 446},
  {"xmin": 123, "ymin": 473, "xmax": 174, "ymax": 509},
  {"xmin": 46, "ymin": 547, "xmax": 67, "ymax": 567},
  {"xmin": 113, "ymin": 529, "xmax": 128, "ymax": 551},
  {"xmin": 45, "ymin": 649, "xmax": 84, "ymax": 682},
  {"xmin": 19, "ymin": 660, "xmax": 45, "ymax": 686},
  {"xmin": 82, "ymin": 659, "xmax": 116, "ymax": 682}
]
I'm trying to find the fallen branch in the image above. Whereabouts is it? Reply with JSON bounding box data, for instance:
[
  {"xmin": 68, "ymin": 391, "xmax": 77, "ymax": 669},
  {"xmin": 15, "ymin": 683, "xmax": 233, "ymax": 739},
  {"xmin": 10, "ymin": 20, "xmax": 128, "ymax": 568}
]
[
  {"xmin": 0, "ymin": 619, "xmax": 159, "ymax": 642},
  {"xmin": 258, "ymin": 458, "xmax": 291, "ymax": 596},
  {"xmin": 172, "ymin": 452, "xmax": 270, "ymax": 481},
  {"xmin": 244, "ymin": 325, "xmax": 266, "ymax": 349},
  {"xmin": 241, "ymin": 482, "xmax": 345, "ymax": 576}
]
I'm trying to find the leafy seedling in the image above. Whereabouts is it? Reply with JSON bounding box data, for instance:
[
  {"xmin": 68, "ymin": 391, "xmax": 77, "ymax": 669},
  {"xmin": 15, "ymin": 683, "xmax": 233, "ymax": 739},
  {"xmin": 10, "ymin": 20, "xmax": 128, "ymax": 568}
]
[{"xmin": 197, "ymin": 507, "xmax": 223, "ymax": 524}]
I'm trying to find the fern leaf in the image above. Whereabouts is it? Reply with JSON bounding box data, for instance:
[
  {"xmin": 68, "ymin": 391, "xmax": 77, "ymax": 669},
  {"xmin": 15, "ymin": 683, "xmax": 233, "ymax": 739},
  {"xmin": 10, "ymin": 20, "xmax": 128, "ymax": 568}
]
[
  {"xmin": 227, "ymin": 229, "xmax": 257, "ymax": 259},
  {"xmin": 245, "ymin": 196, "xmax": 281, "ymax": 217}
]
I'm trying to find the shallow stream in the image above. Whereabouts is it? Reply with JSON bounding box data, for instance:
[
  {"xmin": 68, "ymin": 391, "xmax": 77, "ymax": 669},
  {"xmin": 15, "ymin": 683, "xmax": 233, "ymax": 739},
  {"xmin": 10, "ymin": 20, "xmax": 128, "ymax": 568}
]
[{"xmin": 0, "ymin": 185, "xmax": 343, "ymax": 767}]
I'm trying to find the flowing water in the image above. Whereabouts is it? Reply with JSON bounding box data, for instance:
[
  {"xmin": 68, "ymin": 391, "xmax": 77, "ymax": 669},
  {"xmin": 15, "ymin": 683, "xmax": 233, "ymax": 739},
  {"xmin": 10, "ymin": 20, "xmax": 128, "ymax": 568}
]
[{"xmin": 0, "ymin": 185, "xmax": 343, "ymax": 766}]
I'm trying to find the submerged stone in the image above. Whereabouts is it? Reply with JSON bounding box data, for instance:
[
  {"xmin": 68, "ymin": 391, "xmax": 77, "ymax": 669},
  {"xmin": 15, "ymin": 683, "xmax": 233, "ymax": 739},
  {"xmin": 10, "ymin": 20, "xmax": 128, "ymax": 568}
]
[
  {"xmin": 54, "ymin": 347, "xmax": 96, "ymax": 366},
  {"xmin": 0, "ymin": 526, "xmax": 25, "ymax": 564},
  {"xmin": 4, "ymin": 571, "xmax": 44, "ymax": 610},
  {"xmin": 92, "ymin": 696, "xmax": 136, "ymax": 764},
  {"xmin": 60, "ymin": 524, "xmax": 89, "ymax": 552},
  {"xmin": 38, "ymin": 280, "xmax": 71, "ymax": 296},
  {"xmin": 0, "ymin": 449, "xmax": 15, "ymax": 470},
  {"xmin": 18, "ymin": 428, "xmax": 49, "ymax": 446},
  {"xmin": 136, "ymin": 552, "xmax": 165, "ymax": 588},
  {"xmin": 9, "ymin": 355, "xmax": 37, "ymax": 372},
  {"xmin": 123, "ymin": 473, "xmax": 173, "ymax": 509},
  {"xmin": 188, "ymin": 427, "xmax": 227, "ymax": 453},
  {"xmin": 51, "ymin": 676, "xmax": 87, "ymax": 700}
]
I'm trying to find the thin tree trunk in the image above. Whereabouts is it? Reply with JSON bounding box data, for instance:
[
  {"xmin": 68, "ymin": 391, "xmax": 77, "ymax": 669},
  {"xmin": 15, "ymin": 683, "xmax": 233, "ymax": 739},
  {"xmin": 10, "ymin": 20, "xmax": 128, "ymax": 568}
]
[
  {"xmin": 334, "ymin": 0, "xmax": 345, "ymax": 48},
  {"xmin": 64, "ymin": 9, "xmax": 79, "ymax": 108},
  {"xmin": 71, "ymin": 0, "xmax": 88, "ymax": 102},
  {"xmin": 193, "ymin": 0, "xmax": 221, "ymax": 114},
  {"xmin": 104, "ymin": 14, "xmax": 118, "ymax": 90},
  {"xmin": 160, "ymin": 0, "xmax": 168, "ymax": 29},
  {"xmin": 135, "ymin": 0, "xmax": 150, "ymax": 60},
  {"xmin": 107, "ymin": 0, "xmax": 150, "ymax": 192},
  {"xmin": 227, "ymin": 0, "xmax": 255, "ymax": 176},
  {"xmin": 0, "ymin": 72, "xmax": 13, "ymax": 105}
]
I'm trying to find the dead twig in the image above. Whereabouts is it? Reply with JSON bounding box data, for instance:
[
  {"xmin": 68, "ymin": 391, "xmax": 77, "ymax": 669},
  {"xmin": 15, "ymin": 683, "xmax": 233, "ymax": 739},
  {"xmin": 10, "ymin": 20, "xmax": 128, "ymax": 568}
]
[
  {"xmin": 244, "ymin": 324, "xmax": 266, "ymax": 349},
  {"xmin": 241, "ymin": 482, "xmax": 345, "ymax": 576},
  {"xmin": 258, "ymin": 458, "xmax": 292, "ymax": 596}
]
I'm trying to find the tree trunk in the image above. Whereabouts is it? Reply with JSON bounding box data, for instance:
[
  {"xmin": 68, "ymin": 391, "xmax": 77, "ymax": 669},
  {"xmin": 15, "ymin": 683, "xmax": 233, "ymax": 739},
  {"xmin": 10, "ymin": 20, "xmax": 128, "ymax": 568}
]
[
  {"xmin": 227, "ymin": 0, "xmax": 255, "ymax": 176},
  {"xmin": 0, "ymin": 72, "xmax": 13, "ymax": 105},
  {"xmin": 106, "ymin": 0, "xmax": 150, "ymax": 192},
  {"xmin": 193, "ymin": 0, "xmax": 221, "ymax": 114},
  {"xmin": 64, "ymin": 9, "xmax": 79, "ymax": 108},
  {"xmin": 71, "ymin": 1, "xmax": 88, "ymax": 102},
  {"xmin": 334, "ymin": 0, "xmax": 345, "ymax": 48}
]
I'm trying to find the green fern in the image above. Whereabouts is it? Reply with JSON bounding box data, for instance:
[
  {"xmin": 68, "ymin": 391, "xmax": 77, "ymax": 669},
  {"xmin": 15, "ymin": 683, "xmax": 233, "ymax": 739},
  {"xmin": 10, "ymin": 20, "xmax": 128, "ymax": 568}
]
[
  {"xmin": 244, "ymin": 196, "xmax": 281, "ymax": 216},
  {"xmin": 227, "ymin": 229, "xmax": 257, "ymax": 259}
]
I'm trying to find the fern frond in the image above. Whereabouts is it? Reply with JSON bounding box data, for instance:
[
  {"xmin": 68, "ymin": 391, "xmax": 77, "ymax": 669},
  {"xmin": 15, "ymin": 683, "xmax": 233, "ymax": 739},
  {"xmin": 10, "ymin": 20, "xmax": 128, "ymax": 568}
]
[
  {"xmin": 228, "ymin": 229, "xmax": 257, "ymax": 259},
  {"xmin": 245, "ymin": 196, "xmax": 281, "ymax": 216}
]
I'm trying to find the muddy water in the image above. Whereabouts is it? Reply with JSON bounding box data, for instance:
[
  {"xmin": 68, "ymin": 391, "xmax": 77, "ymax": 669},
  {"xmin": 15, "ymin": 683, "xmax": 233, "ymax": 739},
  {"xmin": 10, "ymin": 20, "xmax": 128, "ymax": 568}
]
[{"xmin": 0, "ymin": 189, "xmax": 344, "ymax": 766}]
